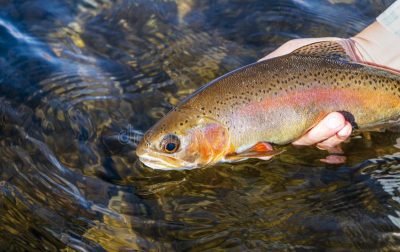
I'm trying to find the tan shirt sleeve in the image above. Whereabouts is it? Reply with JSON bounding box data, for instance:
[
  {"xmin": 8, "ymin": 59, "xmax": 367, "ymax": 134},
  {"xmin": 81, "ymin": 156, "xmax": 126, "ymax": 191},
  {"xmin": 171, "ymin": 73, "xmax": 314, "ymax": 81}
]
[{"xmin": 377, "ymin": 0, "xmax": 400, "ymax": 36}]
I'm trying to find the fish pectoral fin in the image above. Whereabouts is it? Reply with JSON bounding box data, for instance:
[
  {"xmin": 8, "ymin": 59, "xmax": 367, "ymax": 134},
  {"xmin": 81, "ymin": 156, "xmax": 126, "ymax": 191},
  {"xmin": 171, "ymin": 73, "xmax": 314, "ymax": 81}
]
[
  {"xmin": 290, "ymin": 41, "xmax": 352, "ymax": 62},
  {"xmin": 225, "ymin": 142, "xmax": 284, "ymax": 161}
]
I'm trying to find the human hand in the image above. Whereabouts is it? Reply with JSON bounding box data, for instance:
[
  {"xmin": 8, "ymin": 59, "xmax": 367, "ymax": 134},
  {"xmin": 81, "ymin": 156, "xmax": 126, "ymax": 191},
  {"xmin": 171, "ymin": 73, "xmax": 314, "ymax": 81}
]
[{"xmin": 260, "ymin": 22, "xmax": 400, "ymax": 71}]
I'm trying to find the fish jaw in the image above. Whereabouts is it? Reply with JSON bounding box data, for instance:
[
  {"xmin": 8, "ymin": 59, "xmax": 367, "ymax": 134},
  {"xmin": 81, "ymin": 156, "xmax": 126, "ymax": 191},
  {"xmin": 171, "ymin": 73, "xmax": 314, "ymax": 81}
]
[{"xmin": 138, "ymin": 153, "xmax": 198, "ymax": 170}]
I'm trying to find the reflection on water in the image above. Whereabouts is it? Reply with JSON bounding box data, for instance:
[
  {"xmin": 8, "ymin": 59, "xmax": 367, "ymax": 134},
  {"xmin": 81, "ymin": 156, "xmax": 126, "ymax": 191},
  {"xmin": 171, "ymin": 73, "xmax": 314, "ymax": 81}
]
[{"xmin": 0, "ymin": 0, "xmax": 399, "ymax": 250}]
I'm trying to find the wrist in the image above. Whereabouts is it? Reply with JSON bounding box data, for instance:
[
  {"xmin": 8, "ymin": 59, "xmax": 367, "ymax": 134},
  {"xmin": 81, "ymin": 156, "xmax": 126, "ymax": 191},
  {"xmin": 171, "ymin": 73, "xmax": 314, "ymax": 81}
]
[{"xmin": 350, "ymin": 21, "xmax": 400, "ymax": 70}]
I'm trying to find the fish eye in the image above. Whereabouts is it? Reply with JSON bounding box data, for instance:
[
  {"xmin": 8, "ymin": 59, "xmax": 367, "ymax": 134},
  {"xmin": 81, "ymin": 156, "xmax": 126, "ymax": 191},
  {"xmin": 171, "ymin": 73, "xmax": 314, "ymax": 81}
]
[{"xmin": 160, "ymin": 134, "xmax": 180, "ymax": 153}]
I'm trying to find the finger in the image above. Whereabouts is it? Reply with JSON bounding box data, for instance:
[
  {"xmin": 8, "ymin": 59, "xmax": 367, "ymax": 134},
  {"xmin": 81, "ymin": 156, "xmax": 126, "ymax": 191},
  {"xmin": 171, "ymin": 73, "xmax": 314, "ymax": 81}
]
[
  {"xmin": 318, "ymin": 145, "xmax": 344, "ymax": 154},
  {"xmin": 292, "ymin": 112, "xmax": 346, "ymax": 146},
  {"xmin": 258, "ymin": 37, "xmax": 341, "ymax": 62},
  {"xmin": 316, "ymin": 121, "xmax": 352, "ymax": 150},
  {"xmin": 320, "ymin": 155, "xmax": 347, "ymax": 164}
]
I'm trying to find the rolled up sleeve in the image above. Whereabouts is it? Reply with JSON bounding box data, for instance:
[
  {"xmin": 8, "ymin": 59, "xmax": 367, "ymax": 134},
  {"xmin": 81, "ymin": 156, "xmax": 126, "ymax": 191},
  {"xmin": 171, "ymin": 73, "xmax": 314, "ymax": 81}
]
[{"xmin": 377, "ymin": 0, "xmax": 400, "ymax": 36}]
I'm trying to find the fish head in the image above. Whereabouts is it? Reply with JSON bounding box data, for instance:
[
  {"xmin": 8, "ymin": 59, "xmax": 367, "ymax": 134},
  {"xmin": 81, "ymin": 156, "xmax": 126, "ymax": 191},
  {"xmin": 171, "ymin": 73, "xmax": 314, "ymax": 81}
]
[{"xmin": 136, "ymin": 107, "xmax": 230, "ymax": 170}]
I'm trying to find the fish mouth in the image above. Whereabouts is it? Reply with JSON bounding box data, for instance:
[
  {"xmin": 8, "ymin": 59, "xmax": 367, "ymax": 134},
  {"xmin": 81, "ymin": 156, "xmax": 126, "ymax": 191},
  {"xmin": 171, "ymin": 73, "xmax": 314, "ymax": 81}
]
[{"xmin": 138, "ymin": 153, "xmax": 197, "ymax": 170}]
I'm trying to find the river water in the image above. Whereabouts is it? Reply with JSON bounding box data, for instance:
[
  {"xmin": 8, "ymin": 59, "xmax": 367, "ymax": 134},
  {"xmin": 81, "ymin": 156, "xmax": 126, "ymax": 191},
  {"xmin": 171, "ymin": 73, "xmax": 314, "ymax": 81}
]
[{"xmin": 1, "ymin": 0, "xmax": 400, "ymax": 251}]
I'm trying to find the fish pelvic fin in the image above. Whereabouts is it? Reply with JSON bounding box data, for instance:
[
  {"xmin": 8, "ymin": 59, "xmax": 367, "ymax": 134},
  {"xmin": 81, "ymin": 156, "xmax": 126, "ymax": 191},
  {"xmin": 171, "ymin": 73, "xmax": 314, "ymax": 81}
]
[{"xmin": 224, "ymin": 142, "xmax": 284, "ymax": 162}]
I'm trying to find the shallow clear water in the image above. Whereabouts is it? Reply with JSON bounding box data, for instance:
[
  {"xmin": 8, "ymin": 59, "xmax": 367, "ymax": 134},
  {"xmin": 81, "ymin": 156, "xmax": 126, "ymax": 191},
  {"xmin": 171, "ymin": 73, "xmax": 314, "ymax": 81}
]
[{"xmin": 1, "ymin": 0, "xmax": 400, "ymax": 250}]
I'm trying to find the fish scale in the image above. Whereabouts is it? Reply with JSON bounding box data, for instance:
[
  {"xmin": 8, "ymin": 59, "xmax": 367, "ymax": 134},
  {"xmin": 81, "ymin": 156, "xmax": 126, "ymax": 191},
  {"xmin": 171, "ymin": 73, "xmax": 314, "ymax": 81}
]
[{"xmin": 183, "ymin": 56, "xmax": 400, "ymax": 145}]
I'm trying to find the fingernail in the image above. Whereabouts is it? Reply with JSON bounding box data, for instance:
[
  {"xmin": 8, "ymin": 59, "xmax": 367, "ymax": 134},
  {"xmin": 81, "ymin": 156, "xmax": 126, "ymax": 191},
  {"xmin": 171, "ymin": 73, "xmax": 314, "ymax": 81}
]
[{"xmin": 327, "ymin": 116, "xmax": 342, "ymax": 130}]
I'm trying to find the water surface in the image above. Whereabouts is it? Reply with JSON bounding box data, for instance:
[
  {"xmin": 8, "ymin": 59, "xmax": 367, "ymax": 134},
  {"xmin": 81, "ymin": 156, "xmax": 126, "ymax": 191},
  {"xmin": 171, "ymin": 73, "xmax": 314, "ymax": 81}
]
[{"xmin": 0, "ymin": 0, "xmax": 400, "ymax": 250}]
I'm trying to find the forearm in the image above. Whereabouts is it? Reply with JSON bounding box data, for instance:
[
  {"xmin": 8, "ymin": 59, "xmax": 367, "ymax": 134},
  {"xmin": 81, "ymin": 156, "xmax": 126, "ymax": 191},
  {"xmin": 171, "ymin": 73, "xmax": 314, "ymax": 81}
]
[{"xmin": 352, "ymin": 1, "xmax": 400, "ymax": 70}]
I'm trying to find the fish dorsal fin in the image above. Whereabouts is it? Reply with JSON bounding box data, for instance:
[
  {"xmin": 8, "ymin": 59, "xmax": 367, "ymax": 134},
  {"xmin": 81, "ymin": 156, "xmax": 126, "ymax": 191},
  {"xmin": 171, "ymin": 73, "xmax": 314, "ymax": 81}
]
[{"xmin": 290, "ymin": 41, "xmax": 352, "ymax": 61}]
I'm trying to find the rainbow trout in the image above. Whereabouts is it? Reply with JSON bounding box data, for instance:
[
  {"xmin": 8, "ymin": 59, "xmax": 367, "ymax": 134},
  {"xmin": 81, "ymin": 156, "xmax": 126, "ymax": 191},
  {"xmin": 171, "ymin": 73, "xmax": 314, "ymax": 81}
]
[{"xmin": 136, "ymin": 41, "xmax": 400, "ymax": 170}]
